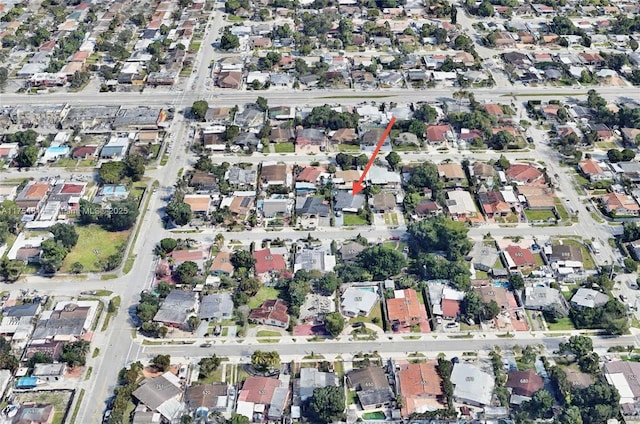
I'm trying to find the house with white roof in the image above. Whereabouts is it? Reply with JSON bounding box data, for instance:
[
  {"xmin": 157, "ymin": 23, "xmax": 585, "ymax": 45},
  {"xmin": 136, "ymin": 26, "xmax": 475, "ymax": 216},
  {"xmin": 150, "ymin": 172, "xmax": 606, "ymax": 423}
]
[{"xmin": 341, "ymin": 286, "xmax": 379, "ymax": 317}]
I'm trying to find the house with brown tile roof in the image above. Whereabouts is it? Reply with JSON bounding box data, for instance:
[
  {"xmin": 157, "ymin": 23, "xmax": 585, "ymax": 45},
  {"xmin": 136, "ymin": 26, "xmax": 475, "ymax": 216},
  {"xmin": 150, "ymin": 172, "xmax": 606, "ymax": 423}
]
[
  {"xmin": 470, "ymin": 162, "xmax": 496, "ymax": 181},
  {"xmin": 601, "ymin": 192, "xmax": 640, "ymax": 216},
  {"xmin": 269, "ymin": 128, "xmax": 295, "ymax": 144},
  {"xmin": 506, "ymin": 164, "xmax": 543, "ymax": 184},
  {"xmin": 475, "ymin": 286, "xmax": 510, "ymax": 311},
  {"xmin": 441, "ymin": 299, "xmax": 460, "ymax": 320},
  {"xmin": 331, "ymin": 128, "xmax": 357, "ymax": 144},
  {"xmin": 478, "ymin": 190, "xmax": 511, "ymax": 218},
  {"xmin": 437, "ymin": 163, "xmax": 466, "ymax": 183},
  {"xmin": 248, "ymin": 299, "xmax": 290, "ymax": 328},
  {"xmin": 506, "ymin": 370, "xmax": 544, "ymax": 398},
  {"xmin": 502, "ymin": 245, "xmax": 538, "ymax": 271},
  {"xmin": 296, "ymin": 166, "xmax": 325, "ymax": 183},
  {"xmin": 209, "ymin": 251, "xmax": 234, "ymax": 275},
  {"xmin": 579, "ymin": 159, "xmax": 612, "ymax": 181},
  {"xmin": 518, "ymin": 185, "xmax": 555, "ymax": 210},
  {"xmin": 398, "ymin": 361, "xmax": 444, "ymax": 417},
  {"xmin": 386, "ymin": 289, "xmax": 426, "ymax": 331},
  {"xmin": 217, "ymin": 71, "xmax": 242, "ymax": 89},
  {"xmin": 252, "ymin": 248, "xmax": 287, "ymax": 277},
  {"xmin": 238, "ymin": 376, "xmax": 281, "ymax": 405},
  {"xmin": 347, "ymin": 366, "xmax": 395, "ymax": 410},
  {"xmin": 229, "ymin": 196, "xmax": 254, "ymax": 218},
  {"xmin": 426, "ymin": 125, "xmax": 453, "ymax": 144},
  {"xmin": 15, "ymin": 182, "xmax": 51, "ymax": 212},
  {"xmin": 170, "ymin": 249, "xmax": 208, "ymax": 269},
  {"xmin": 261, "ymin": 163, "xmax": 289, "ymax": 186},
  {"xmin": 183, "ymin": 194, "xmax": 212, "ymax": 214},
  {"xmin": 484, "ymin": 104, "xmax": 504, "ymax": 117}
]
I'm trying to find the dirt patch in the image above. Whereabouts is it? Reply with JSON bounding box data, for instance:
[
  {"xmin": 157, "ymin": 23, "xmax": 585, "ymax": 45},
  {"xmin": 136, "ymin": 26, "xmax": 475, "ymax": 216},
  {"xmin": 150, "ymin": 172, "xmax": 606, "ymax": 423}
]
[{"xmin": 64, "ymin": 366, "xmax": 84, "ymax": 379}]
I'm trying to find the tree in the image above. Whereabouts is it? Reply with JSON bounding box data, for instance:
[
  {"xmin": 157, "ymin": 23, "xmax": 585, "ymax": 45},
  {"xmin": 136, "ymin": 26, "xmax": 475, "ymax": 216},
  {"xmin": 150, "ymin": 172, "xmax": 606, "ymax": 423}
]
[
  {"xmin": 60, "ymin": 340, "xmax": 90, "ymax": 367},
  {"xmin": 407, "ymin": 216, "xmax": 472, "ymax": 260},
  {"xmin": 15, "ymin": 145, "xmax": 38, "ymax": 168},
  {"xmin": 151, "ymin": 354, "xmax": 171, "ymax": 372},
  {"xmin": 477, "ymin": 0, "xmax": 494, "ymax": 16},
  {"xmin": 324, "ymin": 311, "xmax": 345, "ymax": 337},
  {"xmin": 104, "ymin": 199, "xmax": 139, "ymax": 231},
  {"xmin": 630, "ymin": 39, "xmax": 639, "ymax": 52},
  {"xmin": 251, "ymin": 350, "xmax": 280, "ymax": 372},
  {"xmin": 524, "ymin": 389, "xmax": 554, "ymax": 418},
  {"xmin": 450, "ymin": 6, "xmax": 457, "ymax": 24},
  {"xmin": 356, "ymin": 246, "xmax": 406, "ymax": 280},
  {"xmin": 198, "ymin": 354, "xmax": 221, "ymax": 378},
  {"xmin": 558, "ymin": 335, "xmax": 593, "ymax": 358},
  {"xmin": 220, "ymin": 33, "xmax": 239, "ymax": 50},
  {"xmin": 230, "ymin": 414, "xmax": 250, "ymax": 424},
  {"xmin": 462, "ymin": 291, "xmax": 482, "ymax": 321},
  {"xmin": 27, "ymin": 352, "xmax": 53, "ymax": 369},
  {"xmin": 0, "ymin": 338, "xmax": 19, "ymax": 372},
  {"xmin": 156, "ymin": 238, "xmax": 178, "ymax": 255},
  {"xmin": 386, "ymin": 151, "xmax": 401, "ymax": 170},
  {"xmin": 7, "ymin": 130, "xmax": 38, "ymax": 146},
  {"xmin": 453, "ymin": 34, "xmax": 473, "ymax": 51},
  {"xmin": 180, "ymin": 415, "xmax": 194, "ymax": 424},
  {"xmin": 490, "ymin": 130, "xmax": 515, "ymax": 150},
  {"xmin": 231, "ymin": 250, "xmax": 256, "ymax": 271},
  {"xmin": 40, "ymin": 239, "xmax": 69, "ymax": 274},
  {"xmin": 408, "ymin": 119, "xmax": 426, "ymax": 138},
  {"xmin": 624, "ymin": 257, "xmax": 638, "ymax": 273},
  {"xmin": 308, "ymin": 386, "xmax": 345, "ymax": 423},
  {"xmin": 49, "ymin": 223, "xmax": 79, "ymax": 249},
  {"xmin": 483, "ymin": 300, "xmax": 500, "ymax": 320},
  {"xmin": 315, "ymin": 272, "xmax": 341, "ymax": 295},
  {"xmin": 166, "ymin": 201, "xmax": 192, "ymax": 226},
  {"xmin": 255, "ymin": 96, "xmax": 268, "ymax": 112},
  {"xmin": 496, "ymin": 154, "xmax": 510, "ymax": 170},
  {"xmin": 123, "ymin": 154, "xmax": 146, "ymax": 181},
  {"xmin": 0, "ymin": 67, "xmax": 8, "ymax": 91},
  {"xmin": 191, "ymin": 100, "xmax": 208, "ymax": 121},
  {"xmin": 413, "ymin": 103, "xmax": 437, "ymax": 123},
  {"xmin": 99, "ymin": 161, "xmax": 125, "ymax": 184},
  {"xmin": 356, "ymin": 154, "xmax": 368, "ymax": 169},
  {"xmin": 175, "ymin": 261, "xmax": 199, "ymax": 284},
  {"xmin": 0, "ymin": 257, "xmax": 24, "ymax": 282},
  {"xmin": 187, "ymin": 316, "xmax": 201, "ymax": 332},
  {"xmin": 509, "ymin": 273, "xmax": 525, "ymax": 290}
]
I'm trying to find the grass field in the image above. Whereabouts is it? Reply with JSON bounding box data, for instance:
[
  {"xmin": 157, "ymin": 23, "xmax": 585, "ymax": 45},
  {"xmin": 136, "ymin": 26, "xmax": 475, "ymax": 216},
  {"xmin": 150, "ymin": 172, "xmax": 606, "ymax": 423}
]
[
  {"xmin": 274, "ymin": 142, "xmax": 295, "ymax": 153},
  {"xmin": 547, "ymin": 317, "xmax": 575, "ymax": 331},
  {"xmin": 338, "ymin": 144, "xmax": 360, "ymax": 151},
  {"xmin": 257, "ymin": 330, "xmax": 281, "ymax": 337},
  {"xmin": 62, "ymin": 225, "xmax": 129, "ymax": 272},
  {"xmin": 525, "ymin": 209, "xmax": 556, "ymax": 221},
  {"xmin": 248, "ymin": 286, "xmax": 281, "ymax": 309},
  {"xmin": 343, "ymin": 213, "xmax": 368, "ymax": 226}
]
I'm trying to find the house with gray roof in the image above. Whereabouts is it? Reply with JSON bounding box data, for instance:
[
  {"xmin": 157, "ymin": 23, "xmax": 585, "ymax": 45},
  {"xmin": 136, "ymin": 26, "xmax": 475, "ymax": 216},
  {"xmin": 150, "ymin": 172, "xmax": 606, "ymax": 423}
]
[
  {"xmin": 153, "ymin": 290, "xmax": 199, "ymax": 328},
  {"xmin": 450, "ymin": 363, "xmax": 494, "ymax": 407},
  {"xmin": 225, "ymin": 166, "xmax": 257, "ymax": 188},
  {"xmin": 297, "ymin": 367, "xmax": 338, "ymax": 402},
  {"xmin": 347, "ymin": 366, "xmax": 394, "ymax": 410},
  {"xmin": 334, "ymin": 191, "xmax": 365, "ymax": 213},
  {"xmin": 294, "ymin": 250, "xmax": 336, "ymax": 273},
  {"xmin": 340, "ymin": 241, "xmax": 366, "ymax": 261},
  {"xmin": 234, "ymin": 108, "xmax": 264, "ymax": 128},
  {"xmin": 133, "ymin": 372, "xmax": 184, "ymax": 422},
  {"xmin": 570, "ymin": 288, "xmax": 609, "ymax": 309},
  {"xmin": 341, "ymin": 287, "xmax": 378, "ymax": 317},
  {"xmin": 262, "ymin": 198, "xmax": 290, "ymax": 218},
  {"xmin": 523, "ymin": 286, "xmax": 568, "ymax": 316},
  {"xmin": 198, "ymin": 293, "xmax": 233, "ymax": 322},
  {"xmin": 296, "ymin": 196, "xmax": 330, "ymax": 217},
  {"xmin": 468, "ymin": 242, "xmax": 499, "ymax": 272}
]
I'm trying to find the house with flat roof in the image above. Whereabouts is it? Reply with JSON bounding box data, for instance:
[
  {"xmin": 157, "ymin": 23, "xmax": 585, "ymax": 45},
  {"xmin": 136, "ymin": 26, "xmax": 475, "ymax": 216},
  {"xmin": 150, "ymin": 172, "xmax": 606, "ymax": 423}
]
[
  {"xmin": 347, "ymin": 366, "xmax": 395, "ymax": 410},
  {"xmin": 397, "ymin": 361, "xmax": 444, "ymax": 417},
  {"xmin": 13, "ymin": 404, "xmax": 55, "ymax": 424},
  {"xmin": 450, "ymin": 363, "xmax": 494, "ymax": 407},
  {"xmin": 297, "ymin": 367, "xmax": 338, "ymax": 402},
  {"xmin": 100, "ymin": 136, "xmax": 129, "ymax": 158},
  {"xmin": 445, "ymin": 190, "xmax": 477, "ymax": 220},
  {"xmin": 604, "ymin": 361, "xmax": 640, "ymax": 411},
  {"xmin": 570, "ymin": 288, "xmax": 608, "ymax": 309},
  {"xmin": 341, "ymin": 287, "xmax": 378, "ymax": 317},
  {"xmin": 15, "ymin": 181, "xmax": 51, "ymax": 212},
  {"xmin": 33, "ymin": 363, "xmax": 65, "ymax": 382}
]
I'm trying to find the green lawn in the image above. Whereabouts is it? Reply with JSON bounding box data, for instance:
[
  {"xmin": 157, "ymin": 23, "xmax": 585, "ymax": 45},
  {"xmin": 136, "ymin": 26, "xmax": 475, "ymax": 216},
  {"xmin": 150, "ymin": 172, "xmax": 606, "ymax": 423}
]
[
  {"xmin": 274, "ymin": 142, "xmax": 295, "ymax": 153},
  {"xmin": 384, "ymin": 212, "xmax": 399, "ymax": 225},
  {"xmin": 338, "ymin": 144, "xmax": 360, "ymax": 151},
  {"xmin": 525, "ymin": 209, "xmax": 556, "ymax": 221},
  {"xmin": 248, "ymin": 287, "xmax": 281, "ymax": 309},
  {"xmin": 343, "ymin": 213, "xmax": 368, "ymax": 226},
  {"xmin": 393, "ymin": 144, "xmax": 420, "ymax": 152},
  {"xmin": 554, "ymin": 198, "xmax": 569, "ymax": 221},
  {"xmin": 62, "ymin": 225, "xmax": 130, "ymax": 272},
  {"xmin": 547, "ymin": 317, "xmax": 575, "ymax": 331},
  {"xmin": 362, "ymin": 411, "xmax": 386, "ymax": 420},
  {"xmin": 350, "ymin": 301, "xmax": 383, "ymax": 328},
  {"xmin": 257, "ymin": 330, "xmax": 281, "ymax": 337}
]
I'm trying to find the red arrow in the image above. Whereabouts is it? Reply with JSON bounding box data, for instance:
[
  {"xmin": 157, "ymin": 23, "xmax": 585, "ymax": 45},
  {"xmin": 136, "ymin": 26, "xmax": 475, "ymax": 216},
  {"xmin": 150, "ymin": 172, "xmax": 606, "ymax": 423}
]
[{"xmin": 352, "ymin": 116, "xmax": 396, "ymax": 195}]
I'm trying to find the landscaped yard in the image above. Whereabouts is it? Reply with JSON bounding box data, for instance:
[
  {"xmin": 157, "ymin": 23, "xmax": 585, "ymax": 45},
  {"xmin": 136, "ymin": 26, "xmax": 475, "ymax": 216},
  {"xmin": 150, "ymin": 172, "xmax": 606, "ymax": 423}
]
[
  {"xmin": 274, "ymin": 142, "xmax": 295, "ymax": 153},
  {"xmin": 362, "ymin": 411, "xmax": 386, "ymax": 420},
  {"xmin": 384, "ymin": 212, "xmax": 399, "ymax": 225},
  {"xmin": 61, "ymin": 225, "xmax": 130, "ymax": 272},
  {"xmin": 257, "ymin": 330, "xmax": 281, "ymax": 337},
  {"xmin": 248, "ymin": 286, "xmax": 281, "ymax": 309},
  {"xmin": 524, "ymin": 209, "xmax": 556, "ymax": 222},
  {"xmin": 350, "ymin": 301, "xmax": 384, "ymax": 328},
  {"xmin": 554, "ymin": 197, "xmax": 569, "ymax": 221},
  {"xmin": 338, "ymin": 144, "xmax": 359, "ymax": 152},
  {"xmin": 343, "ymin": 213, "xmax": 368, "ymax": 226},
  {"xmin": 546, "ymin": 317, "xmax": 575, "ymax": 331}
]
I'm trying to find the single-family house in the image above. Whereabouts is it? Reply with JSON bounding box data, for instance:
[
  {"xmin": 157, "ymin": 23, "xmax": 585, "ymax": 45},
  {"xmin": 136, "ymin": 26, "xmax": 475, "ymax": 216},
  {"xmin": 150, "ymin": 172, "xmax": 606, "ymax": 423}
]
[
  {"xmin": 153, "ymin": 290, "xmax": 199, "ymax": 329},
  {"xmin": 371, "ymin": 192, "xmax": 396, "ymax": 213},
  {"xmin": 198, "ymin": 293, "xmax": 233, "ymax": 322},
  {"xmin": 437, "ymin": 163, "xmax": 466, "ymax": 185},
  {"xmin": 570, "ymin": 288, "xmax": 609, "ymax": 309},
  {"xmin": 445, "ymin": 190, "xmax": 477, "ymax": 220},
  {"xmin": 183, "ymin": 194, "xmax": 212, "ymax": 215},
  {"xmin": 252, "ymin": 248, "xmax": 287, "ymax": 278},
  {"xmin": 347, "ymin": 366, "xmax": 395, "ymax": 410},
  {"xmin": 397, "ymin": 361, "xmax": 444, "ymax": 417},
  {"xmin": 387, "ymin": 289, "xmax": 427, "ymax": 331},
  {"xmin": 210, "ymin": 251, "xmax": 234, "ymax": 276},
  {"xmin": 248, "ymin": 299, "xmax": 290, "ymax": 328},
  {"xmin": 523, "ymin": 286, "xmax": 568, "ymax": 316},
  {"xmin": 505, "ymin": 370, "xmax": 544, "ymax": 398},
  {"xmin": 341, "ymin": 287, "xmax": 378, "ymax": 317},
  {"xmin": 298, "ymin": 367, "xmax": 338, "ymax": 402},
  {"xmin": 426, "ymin": 125, "xmax": 453, "ymax": 144},
  {"xmin": 340, "ymin": 241, "xmax": 366, "ymax": 262},
  {"xmin": 603, "ymin": 361, "xmax": 640, "ymax": 409},
  {"xmin": 506, "ymin": 164, "xmax": 544, "ymax": 184},
  {"xmin": 579, "ymin": 159, "xmax": 612, "ymax": 181},
  {"xmin": 450, "ymin": 363, "xmax": 494, "ymax": 407},
  {"xmin": 601, "ymin": 192, "xmax": 640, "ymax": 216},
  {"xmin": 132, "ymin": 372, "xmax": 184, "ymax": 422},
  {"xmin": 502, "ymin": 245, "xmax": 538, "ymax": 271}
]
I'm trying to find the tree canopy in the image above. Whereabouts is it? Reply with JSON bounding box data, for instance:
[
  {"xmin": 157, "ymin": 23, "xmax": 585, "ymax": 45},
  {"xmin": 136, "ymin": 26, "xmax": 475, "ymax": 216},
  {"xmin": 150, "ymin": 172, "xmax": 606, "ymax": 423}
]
[
  {"xmin": 192, "ymin": 100, "xmax": 208, "ymax": 121},
  {"xmin": 356, "ymin": 246, "xmax": 406, "ymax": 280},
  {"xmin": 308, "ymin": 386, "xmax": 345, "ymax": 423},
  {"xmin": 407, "ymin": 216, "xmax": 472, "ymax": 260}
]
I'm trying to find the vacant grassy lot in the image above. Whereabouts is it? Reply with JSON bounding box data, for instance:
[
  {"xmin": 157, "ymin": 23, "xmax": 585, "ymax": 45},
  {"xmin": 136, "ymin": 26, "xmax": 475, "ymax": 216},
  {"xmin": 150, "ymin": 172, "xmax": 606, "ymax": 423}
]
[
  {"xmin": 248, "ymin": 286, "xmax": 281, "ymax": 309},
  {"xmin": 343, "ymin": 213, "xmax": 368, "ymax": 226},
  {"xmin": 525, "ymin": 209, "xmax": 556, "ymax": 221},
  {"xmin": 62, "ymin": 225, "xmax": 129, "ymax": 272},
  {"xmin": 274, "ymin": 142, "xmax": 295, "ymax": 153}
]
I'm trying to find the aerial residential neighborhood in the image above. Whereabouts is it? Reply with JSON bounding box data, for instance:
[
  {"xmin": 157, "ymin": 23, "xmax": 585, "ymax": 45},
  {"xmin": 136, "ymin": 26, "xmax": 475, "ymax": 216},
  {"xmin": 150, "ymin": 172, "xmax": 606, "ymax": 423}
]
[{"xmin": 1, "ymin": 0, "xmax": 640, "ymax": 423}]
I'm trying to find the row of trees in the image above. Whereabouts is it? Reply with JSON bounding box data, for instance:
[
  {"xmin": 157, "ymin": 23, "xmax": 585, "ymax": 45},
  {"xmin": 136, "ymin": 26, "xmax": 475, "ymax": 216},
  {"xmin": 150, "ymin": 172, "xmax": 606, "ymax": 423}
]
[{"xmin": 40, "ymin": 223, "xmax": 79, "ymax": 274}]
